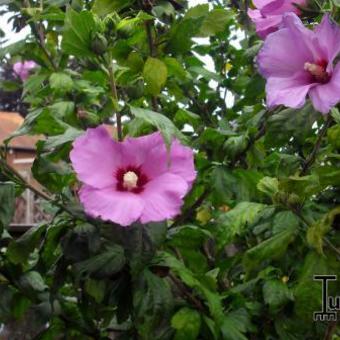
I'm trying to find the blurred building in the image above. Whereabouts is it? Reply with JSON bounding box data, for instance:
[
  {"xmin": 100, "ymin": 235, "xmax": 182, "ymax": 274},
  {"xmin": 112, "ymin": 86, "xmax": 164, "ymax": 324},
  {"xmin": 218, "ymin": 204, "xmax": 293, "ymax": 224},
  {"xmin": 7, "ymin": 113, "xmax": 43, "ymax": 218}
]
[{"xmin": 0, "ymin": 111, "xmax": 42, "ymax": 227}]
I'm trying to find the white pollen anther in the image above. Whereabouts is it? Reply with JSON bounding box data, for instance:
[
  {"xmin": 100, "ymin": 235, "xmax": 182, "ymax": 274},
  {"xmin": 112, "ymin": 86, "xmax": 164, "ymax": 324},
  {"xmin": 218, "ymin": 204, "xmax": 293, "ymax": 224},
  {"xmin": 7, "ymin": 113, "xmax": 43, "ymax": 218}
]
[
  {"xmin": 304, "ymin": 62, "xmax": 327, "ymax": 79},
  {"xmin": 123, "ymin": 171, "xmax": 138, "ymax": 190}
]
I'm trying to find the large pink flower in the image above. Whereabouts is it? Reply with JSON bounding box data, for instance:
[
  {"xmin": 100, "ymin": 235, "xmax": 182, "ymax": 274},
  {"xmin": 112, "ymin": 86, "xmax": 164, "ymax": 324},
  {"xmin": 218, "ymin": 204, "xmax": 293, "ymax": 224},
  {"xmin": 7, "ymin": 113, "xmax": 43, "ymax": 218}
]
[
  {"xmin": 257, "ymin": 13, "xmax": 340, "ymax": 114},
  {"xmin": 13, "ymin": 61, "xmax": 37, "ymax": 81},
  {"xmin": 70, "ymin": 126, "xmax": 196, "ymax": 226},
  {"xmin": 248, "ymin": 0, "xmax": 306, "ymax": 38}
]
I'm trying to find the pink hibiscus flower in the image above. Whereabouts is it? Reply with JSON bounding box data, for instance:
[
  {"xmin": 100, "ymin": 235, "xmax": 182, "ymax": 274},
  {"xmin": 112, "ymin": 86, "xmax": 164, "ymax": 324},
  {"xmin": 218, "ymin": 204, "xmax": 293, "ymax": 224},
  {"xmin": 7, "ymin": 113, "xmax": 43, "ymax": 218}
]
[
  {"xmin": 70, "ymin": 126, "xmax": 196, "ymax": 226},
  {"xmin": 248, "ymin": 0, "xmax": 306, "ymax": 38},
  {"xmin": 13, "ymin": 61, "xmax": 37, "ymax": 81},
  {"xmin": 257, "ymin": 13, "xmax": 340, "ymax": 114}
]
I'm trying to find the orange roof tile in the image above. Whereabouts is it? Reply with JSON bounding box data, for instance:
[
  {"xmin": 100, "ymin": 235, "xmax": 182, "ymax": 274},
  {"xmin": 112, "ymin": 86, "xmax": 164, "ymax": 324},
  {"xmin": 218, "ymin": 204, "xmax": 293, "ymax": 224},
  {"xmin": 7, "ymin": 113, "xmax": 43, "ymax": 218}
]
[{"xmin": 0, "ymin": 112, "xmax": 40, "ymax": 150}]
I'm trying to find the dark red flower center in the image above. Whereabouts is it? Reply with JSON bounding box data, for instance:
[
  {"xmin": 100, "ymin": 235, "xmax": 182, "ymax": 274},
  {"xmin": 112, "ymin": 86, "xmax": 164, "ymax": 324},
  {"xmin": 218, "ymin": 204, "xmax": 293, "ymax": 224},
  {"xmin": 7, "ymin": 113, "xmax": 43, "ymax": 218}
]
[
  {"xmin": 116, "ymin": 166, "xmax": 148, "ymax": 194},
  {"xmin": 304, "ymin": 60, "xmax": 330, "ymax": 83}
]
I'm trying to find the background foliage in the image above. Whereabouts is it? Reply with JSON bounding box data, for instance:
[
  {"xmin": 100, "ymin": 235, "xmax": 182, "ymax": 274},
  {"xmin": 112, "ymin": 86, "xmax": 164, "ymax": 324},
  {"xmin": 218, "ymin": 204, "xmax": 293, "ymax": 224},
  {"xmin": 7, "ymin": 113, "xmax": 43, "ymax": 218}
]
[{"xmin": 0, "ymin": 0, "xmax": 340, "ymax": 339}]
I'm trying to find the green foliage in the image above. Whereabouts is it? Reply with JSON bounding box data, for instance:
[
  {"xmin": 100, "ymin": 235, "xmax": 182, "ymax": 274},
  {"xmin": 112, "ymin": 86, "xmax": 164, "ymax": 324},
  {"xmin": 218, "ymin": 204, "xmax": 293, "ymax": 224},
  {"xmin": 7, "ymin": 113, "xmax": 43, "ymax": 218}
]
[
  {"xmin": 143, "ymin": 57, "xmax": 168, "ymax": 95},
  {"xmin": 171, "ymin": 307, "xmax": 201, "ymax": 340},
  {"xmin": 0, "ymin": 0, "xmax": 339, "ymax": 339},
  {"xmin": 0, "ymin": 182, "xmax": 15, "ymax": 231}
]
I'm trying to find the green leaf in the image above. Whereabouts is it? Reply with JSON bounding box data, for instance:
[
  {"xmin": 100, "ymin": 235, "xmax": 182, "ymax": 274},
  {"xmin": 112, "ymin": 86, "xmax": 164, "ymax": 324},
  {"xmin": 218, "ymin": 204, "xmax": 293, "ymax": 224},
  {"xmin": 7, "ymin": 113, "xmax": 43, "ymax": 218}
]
[
  {"xmin": 167, "ymin": 17, "xmax": 203, "ymax": 54},
  {"xmin": 19, "ymin": 271, "xmax": 48, "ymax": 293},
  {"xmin": 129, "ymin": 106, "xmax": 187, "ymax": 147},
  {"xmin": 92, "ymin": 0, "xmax": 133, "ymax": 16},
  {"xmin": 221, "ymin": 309, "xmax": 252, "ymax": 340},
  {"xmin": 327, "ymin": 124, "xmax": 340, "ymax": 149},
  {"xmin": 74, "ymin": 245, "xmax": 126, "ymax": 278},
  {"xmin": 306, "ymin": 206, "xmax": 340, "ymax": 254},
  {"xmin": 171, "ymin": 307, "xmax": 201, "ymax": 340},
  {"xmin": 32, "ymin": 154, "xmax": 74, "ymax": 193},
  {"xmin": 262, "ymin": 280, "xmax": 293, "ymax": 312},
  {"xmin": 330, "ymin": 107, "xmax": 340, "ymax": 123},
  {"xmin": 0, "ymin": 182, "xmax": 16, "ymax": 230},
  {"xmin": 0, "ymin": 285, "xmax": 15, "ymax": 321},
  {"xmin": 279, "ymin": 174, "xmax": 320, "ymax": 199},
  {"xmin": 143, "ymin": 57, "xmax": 168, "ymax": 96},
  {"xmin": 121, "ymin": 222, "xmax": 167, "ymax": 276},
  {"xmin": 294, "ymin": 251, "xmax": 339, "ymax": 322},
  {"xmin": 212, "ymin": 167, "xmax": 264, "ymax": 203},
  {"xmin": 62, "ymin": 9, "xmax": 96, "ymax": 58},
  {"xmin": 168, "ymin": 224, "xmax": 212, "ymax": 249},
  {"xmin": 85, "ymin": 279, "xmax": 106, "ymax": 303},
  {"xmin": 62, "ymin": 223, "xmax": 101, "ymax": 262},
  {"xmin": 7, "ymin": 224, "xmax": 47, "ymax": 265},
  {"xmin": 257, "ymin": 176, "xmax": 279, "ymax": 198},
  {"xmin": 265, "ymin": 104, "xmax": 318, "ymax": 147},
  {"xmin": 272, "ymin": 211, "xmax": 300, "ymax": 234},
  {"xmin": 49, "ymin": 72, "xmax": 74, "ymax": 93},
  {"xmin": 158, "ymin": 252, "xmax": 224, "ymax": 324},
  {"xmin": 43, "ymin": 127, "xmax": 82, "ymax": 150},
  {"xmin": 243, "ymin": 224, "xmax": 297, "ymax": 272},
  {"xmin": 199, "ymin": 9, "xmax": 230, "ymax": 37},
  {"xmin": 7, "ymin": 108, "xmax": 67, "ymax": 140},
  {"xmin": 216, "ymin": 202, "xmax": 267, "ymax": 249},
  {"xmin": 164, "ymin": 57, "xmax": 189, "ymax": 81},
  {"xmin": 133, "ymin": 269, "xmax": 173, "ymax": 338},
  {"xmin": 174, "ymin": 109, "xmax": 200, "ymax": 129},
  {"xmin": 224, "ymin": 135, "xmax": 249, "ymax": 159},
  {"xmin": 49, "ymin": 101, "xmax": 75, "ymax": 118}
]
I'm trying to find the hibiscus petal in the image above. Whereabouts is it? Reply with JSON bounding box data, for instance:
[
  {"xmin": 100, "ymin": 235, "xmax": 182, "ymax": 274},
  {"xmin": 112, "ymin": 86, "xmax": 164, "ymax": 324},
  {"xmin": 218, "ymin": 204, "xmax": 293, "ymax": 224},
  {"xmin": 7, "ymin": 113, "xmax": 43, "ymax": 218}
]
[
  {"xmin": 315, "ymin": 14, "xmax": 340, "ymax": 68},
  {"xmin": 260, "ymin": 0, "xmax": 285, "ymax": 16},
  {"xmin": 257, "ymin": 17, "xmax": 313, "ymax": 78},
  {"xmin": 282, "ymin": 13, "xmax": 324, "ymax": 61},
  {"xmin": 261, "ymin": 0, "xmax": 304, "ymax": 16},
  {"xmin": 266, "ymin": 71, "xmax": 316, "ymax": 108},
  {"xmin": 122, "ymin": 131, "xmax": 163, "ymax": 167},
  {"xmin": 139, "ymin": 173, "xmax": 188, "ymax": 224},
  {"xmin": 79, "ymin": 185, "xmax": 144, "ymax": 226},
  {"xmin": 70, "ymin": 126, "xmax": 122, "ymax": 189},
  {"xmin": 141, "ymin": 139, "xmax": 196, "ymax": 187},
  {"xmin": 309, "ymin": 63, "xmax": 340, "ymax": 114},
  {"xmin": 250, "ymin": 13, "xmax": 283, "ymax": 39},
  {"xmin": 253, "ymin": 0, "xmax": 274, "ymax": 9}
]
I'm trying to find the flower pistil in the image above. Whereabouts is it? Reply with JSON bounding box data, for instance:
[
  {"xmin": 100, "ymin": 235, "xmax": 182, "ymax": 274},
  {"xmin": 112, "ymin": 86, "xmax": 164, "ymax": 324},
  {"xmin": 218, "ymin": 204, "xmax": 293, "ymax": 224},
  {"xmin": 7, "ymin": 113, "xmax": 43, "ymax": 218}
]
[
  {"xmin": 123, "ymin": 171, "xmax": 138, "ymax": 190},
  {"xmin": 304, "ymin": 61, "xmax": 330, "ymax": 83}
]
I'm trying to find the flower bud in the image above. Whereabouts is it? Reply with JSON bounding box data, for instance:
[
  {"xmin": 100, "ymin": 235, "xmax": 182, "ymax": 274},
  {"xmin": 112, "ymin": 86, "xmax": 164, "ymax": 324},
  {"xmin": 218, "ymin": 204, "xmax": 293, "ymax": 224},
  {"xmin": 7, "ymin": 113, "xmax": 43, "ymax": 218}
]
[{"xmin": 91, "ymin": 33, "xmax": 108, "ymax": 55}]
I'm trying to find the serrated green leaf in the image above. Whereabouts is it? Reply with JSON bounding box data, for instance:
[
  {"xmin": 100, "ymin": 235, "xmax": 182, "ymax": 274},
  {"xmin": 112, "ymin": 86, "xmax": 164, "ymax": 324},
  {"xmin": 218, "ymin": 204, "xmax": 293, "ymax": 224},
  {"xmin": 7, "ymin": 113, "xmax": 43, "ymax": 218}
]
[
  {"xmin": 262, "ymin": 280, "xmax": 293, "ymax": 312},
  {"xmin": 143, "ymin": 57, "xmax": 168, "ymax": 95},
  {"xmin": 243, "ymin": 224, "xmax": 297, "ymax": 271},
  {"xmin": 129, "ymin": 106, "xmax": 187, "ymax": 147},
  {"xmin": 216, "ymin": 202, "xmax": 267, "ymax": 249},
  {"xmin": 49, "ymin": 72, "xmax": 73, "ymax": 93},
  {"xmin": 62, "ymin": 9, "xmax": 96, "ymax": 58},
  {"xmin": 92, "ymin": 0, "xmax": 133, "ymax": 16},
  {"xmin": 171, "ymin": 307, "xmax": 201, "ymax": 340},
  {"xmin": 199, "ymin": 9, "xmax": 230, "ymax": 37},
  {"xmin": 74, "ymin": 245, "xmax": 125, "ymax": 278}
]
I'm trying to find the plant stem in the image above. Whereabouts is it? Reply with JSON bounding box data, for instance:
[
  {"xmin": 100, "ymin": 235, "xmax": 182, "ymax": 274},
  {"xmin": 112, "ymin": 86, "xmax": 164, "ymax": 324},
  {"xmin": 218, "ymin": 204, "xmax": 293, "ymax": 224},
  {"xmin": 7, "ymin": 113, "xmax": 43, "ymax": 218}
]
[
  {"xmin": 323, "ymin": 320, "xmax": 338, "ymax": 340},
  {"xmin": 0, "ymin": 158, "xmax": 96, "ymax": 225},
  {"xmin": 171, "ymin": 188, "xmax": 210, "ymax": 228},
  {"xmin": 232, "ymin": 107, "xmax": 278, "ymax": 166},
  {"xmin": 300, "ymin": 115, "xmax": 332, "ymax": 176},
  {"xmin": 108, "ymin": 64, "xmax": 123, "ymax": 141},
  {"xmin": 24, "ymin": 0, "xmax": 57, "ymax": 71},
  {"xmin": 168, "ymin": 273, "xmax": 206, "ymax": 312},
  {"xmin": 35, "ymin": 23, "xmax": 58, "ymax": 71},
  {"xmin": 0, "ymin": 158, "xmax": 51, "ymax": 201},
  {"xmin": 144, "ymin": 19, "xmax": 159, "ymax": 111},
  {"xmin": 293, "ymin": 209, "xmax": 340, "ymax": 258}
]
